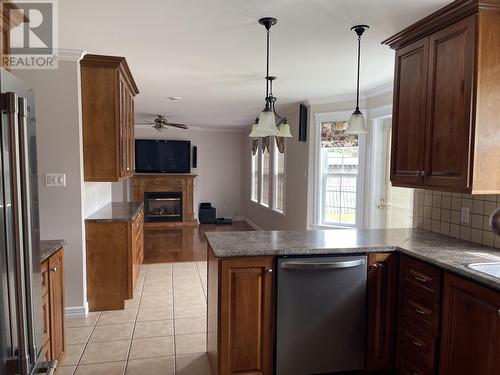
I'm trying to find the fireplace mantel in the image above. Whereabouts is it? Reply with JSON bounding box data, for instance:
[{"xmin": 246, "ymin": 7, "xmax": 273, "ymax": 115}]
[{"xmin": 132, "ymin": 174, "xmax": 197, "ymax": 227}]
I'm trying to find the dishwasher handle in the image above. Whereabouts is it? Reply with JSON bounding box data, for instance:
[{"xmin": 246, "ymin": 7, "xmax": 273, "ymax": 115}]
[{"xmin": 280, "ymin": 259, "xmax": 365, "ymax": 270}]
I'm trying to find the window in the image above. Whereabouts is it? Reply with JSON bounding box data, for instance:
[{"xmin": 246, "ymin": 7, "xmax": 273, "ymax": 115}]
[
  {"xmin": 320, "ymin": 121, "xmax": 360, "ymax": 227},
  {"xmin": 273, "ymin": 138, "xmax": 285, "ymax": 212},
  {"xmin": 260, "ymin": 137, "xmax": 270, "ymax": 207},
  {"xmin": 251, "ymin": 139, "xmax": 259, "ymax": 202},
  {"xmin": 250, "ymin": 136, "xmax": 286, "ymax": 213}
]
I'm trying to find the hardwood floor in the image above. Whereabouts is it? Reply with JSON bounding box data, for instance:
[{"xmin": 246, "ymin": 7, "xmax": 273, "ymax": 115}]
[{"xmin": 143, "ymin": 221, "xmax": 254, "ymax": 263}]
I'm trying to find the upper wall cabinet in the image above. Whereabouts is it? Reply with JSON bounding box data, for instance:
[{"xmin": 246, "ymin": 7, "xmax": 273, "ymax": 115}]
[
  {"xmin": 81, "ymin": 54, "xmax": 139, "ymax": 182},
  {"xmin": 383, "ymin": 0, "xmax": 500, "ymax": 194}
]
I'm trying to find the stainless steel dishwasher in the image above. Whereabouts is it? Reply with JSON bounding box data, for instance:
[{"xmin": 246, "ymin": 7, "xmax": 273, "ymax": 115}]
[{"xmin": 276, "ymin": 255, "xmax": 367, "ymax": 375}]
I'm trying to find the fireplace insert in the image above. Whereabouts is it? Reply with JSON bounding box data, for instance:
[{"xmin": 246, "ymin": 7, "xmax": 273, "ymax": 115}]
[{"xmin": 144, "ymin": 192, "xmax": 183, "ymax": 222}]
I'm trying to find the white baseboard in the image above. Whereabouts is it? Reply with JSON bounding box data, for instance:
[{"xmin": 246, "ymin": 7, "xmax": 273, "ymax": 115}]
[
  {"xmin": 65, "ymin": 302, "xmax": 88, "ymax": 319},
  {"xmin": 242, "ymin": 217, "xmax": 263, "ymax": 231}
]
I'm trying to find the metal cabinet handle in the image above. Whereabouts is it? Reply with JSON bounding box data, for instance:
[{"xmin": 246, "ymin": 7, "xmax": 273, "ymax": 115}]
[
  {"xmin": 414, "ymin": 307, "xmax": 429, "ymax": 315},
  {"xmin": 265, "ymin": 268, "xmax": 273, "ymax": 274},
  {"xmin": 281, "ymin": 259, "xmax": 365, "ymax": 270},
  {"xmin": 413, "ymin": 274, "xmax": 430, "ymax": 283},
  {"xmin": 415, "ymin": 170, "xmax": 421, "ymax": 176},
  {"xmin": 420, "ymin": 170, "xmax": 425, "ymax": 177},
  {"xmin": 411, "ymin": 339, "xmax": 424, "ymax": 347},
  {"xmin": 50, "ymin": 267, "xmax": 57, "ymax": 273},
  {"xmin": 497, "ymin": 309, "xmax": 500, "ymax": 317}
]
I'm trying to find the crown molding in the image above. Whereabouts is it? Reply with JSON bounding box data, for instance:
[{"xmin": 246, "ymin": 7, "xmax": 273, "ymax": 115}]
[
  {"xmin": 365, "ymin": 82, "xmax": 393, "ymax": 98},
  {"xmin": 56, "ymin": 49, "xmax": 86, "ymax": 62}
]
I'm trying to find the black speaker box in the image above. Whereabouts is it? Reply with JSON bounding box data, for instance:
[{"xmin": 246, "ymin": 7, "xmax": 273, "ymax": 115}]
[
  {"xmin": 192, "ymin": 146, "xmax": 198, "ymax": 168},
  {"xmin": 299, "ymin": 103, "xmax": 308, "ymax": 142}
]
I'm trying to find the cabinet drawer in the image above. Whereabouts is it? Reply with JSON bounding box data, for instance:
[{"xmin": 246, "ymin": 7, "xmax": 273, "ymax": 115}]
[
  {"xmin": 400, "ymin": 290, "xmax": 440, "ymax": 335},
  {"xmin": 399, "ymin": 319, "xmax": 438, "ymax": 372},
  {"xmin": 41, "ymin": 261, "xmax": 49, "ymax": 296},
  {"xmin": 400, "ymin": 256, "xmax": 441, "ymax": 300}
]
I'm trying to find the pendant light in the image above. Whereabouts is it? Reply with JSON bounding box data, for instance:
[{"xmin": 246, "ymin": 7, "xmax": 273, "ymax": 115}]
[
  {"xmin": 346, "ymin": 25, "xmax": 369, "ymax": 135},
  {"xmin": 249, "ymin": 17, "xmax": 292, "ymax": 138}
]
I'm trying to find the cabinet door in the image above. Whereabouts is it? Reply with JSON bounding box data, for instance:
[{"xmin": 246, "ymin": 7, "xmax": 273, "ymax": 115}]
[
  {"xmin": 220, "ymin": 257, "xmax": 273, "ymax": 375},
  {"xmin": 41, "ymin": 292, "xmax": 50, "ymax": 356},
  {"xmin": 49, "ymin": 249, "xmax": 64, "ymax": 361},
  {"xmin": 366, "ymin": 253, "xmax": 398, "ymax": 371},
  {"xmin": 391, "ymin": 38, "xmax": 429, "ymax": 187},
  {"xmin": 424, "ymin": 16, "xmax": 476, "ymax": 191},
  {"xmin": 440, "ymin": 273, "xmax": 500, "ymax": 375}
]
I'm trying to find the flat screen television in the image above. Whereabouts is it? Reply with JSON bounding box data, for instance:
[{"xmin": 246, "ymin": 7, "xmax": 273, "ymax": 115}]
[{"xmin": 135, "ymin": 139, "xmax": 191, "ymax": 173}]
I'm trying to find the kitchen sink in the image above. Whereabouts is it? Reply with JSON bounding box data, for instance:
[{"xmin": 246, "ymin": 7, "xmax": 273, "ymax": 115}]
[{"xmin": 467, "ymin": 262, "xmax": 500, "ymax": 278}]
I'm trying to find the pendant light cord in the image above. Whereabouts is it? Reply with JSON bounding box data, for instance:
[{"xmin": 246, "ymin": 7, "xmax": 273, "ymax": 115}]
[
  {"xmin": 265, "ymin": 28, "xmax": 270, "ymax": 108},
  {"xmin": 356, "ymin": 34, "xmax": 361, "ymax": 111}
]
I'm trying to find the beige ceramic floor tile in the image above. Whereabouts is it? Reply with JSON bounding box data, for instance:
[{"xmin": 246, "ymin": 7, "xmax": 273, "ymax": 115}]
[
  {"xmin": 133, "ymin": 320, "xmax": 174, "ymax": 338},
  {"xmin": 89, "ymin": 323, "xmax": 134, "ymax": 342},
  {"xmin": 175, "ymin": 333, "xmax": 206, "ymax": 355},
  {"xmin": 97, "ymin": 310, "xmax": 137, "ymax": 325},
  {"xmin": 139, "ymin": 295, "xmax": 173, "ymax": 308},
  {"xmin": 137, "ymin": 306, "xmax": 173, "ymax": 321},
  {"xmin": 125, "ymin": 356, "xmax": 175, "ymax": 375},
  {"xmin": 56, "ymin": 365, "xmax": 76, "ymax": 375},
  {"xmin": 79, "ymin": 340, "xmax": 130, "ymax": 364},
  {"xmin": 65, "ymin": 312, "xmax": 100, "ymax": 328},
  {"xmin": 74, "ymin": 361, "xmax": 126, "ymax": 375},
  {"xmin": 58, "ymin": 343, "xmax": 85, "ymax": 366},
  {"xmin": 175, "ymin": 352, "xmax": 211, "ymax": 375},
  {"xmin": 65, "ymin": 326, "xmax": 94, "ymax": 345},
  {"xmin": 129, "ymin": 336, "xmax": 174, "ymax": 360},
  {"xmin": 174, "ymin": 317, "xmax": 206, "ymax": 335},
  {"xmin": 174, "ymin": 302, "xmax": 206, "ymax": 319}
]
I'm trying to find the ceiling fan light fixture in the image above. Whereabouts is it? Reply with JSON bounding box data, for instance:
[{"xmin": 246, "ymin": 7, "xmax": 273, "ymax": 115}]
[{"xmin": 168, "ymin": 96, "xmax": 182, "ymax": 101}]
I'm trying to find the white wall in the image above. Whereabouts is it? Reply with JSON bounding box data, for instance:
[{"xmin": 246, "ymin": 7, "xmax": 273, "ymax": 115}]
[
  {"xmin": 16, "ymin": 57, "xmax": 89, "ymax": 313},
  {"xmin": 127, "ymin": 126, "xmax": 244, "ymax": 218},
  {"xmin": 17, "ymin": 55, "xmax": 113, "ymax": 316}
]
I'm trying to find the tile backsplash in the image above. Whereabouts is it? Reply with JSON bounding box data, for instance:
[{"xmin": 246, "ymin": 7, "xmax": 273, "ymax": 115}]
[{"xmin": 415, "ymin": 190, "xmax": 500, "ymax": 249}]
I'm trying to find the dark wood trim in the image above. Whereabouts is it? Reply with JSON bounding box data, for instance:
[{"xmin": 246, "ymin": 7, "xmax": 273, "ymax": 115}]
[{"xmin": 382, "ymin": 0, "xmax": 500, "ymax": 49}]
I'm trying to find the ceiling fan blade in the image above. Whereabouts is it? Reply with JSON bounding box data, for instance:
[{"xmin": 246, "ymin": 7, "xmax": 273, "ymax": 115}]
[
  {"xmin": 167, "ymin": 123, "xmax": 189, "ymax": 129},
  {"xmin": 135, "ymin": 122, "xmax": 155, "ymax": 125}
]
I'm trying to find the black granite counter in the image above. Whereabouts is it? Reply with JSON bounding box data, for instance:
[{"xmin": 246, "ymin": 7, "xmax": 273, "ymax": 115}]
[
  {"xmin": 85, "ymin": 202, "xmax": 144, "ymax": 223},
  {"xmin": 205, "ymin": 228, "xmax": 500, "ymax": 292},
  {"xmin": 40, "ymin": 239, "xmax": 66, "ymax": 263}
]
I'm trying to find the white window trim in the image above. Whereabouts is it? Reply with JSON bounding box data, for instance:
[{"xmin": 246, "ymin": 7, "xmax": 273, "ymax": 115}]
[{"xmin": 313, "ymin": 110, "xmax": 367, "ymax": 229}]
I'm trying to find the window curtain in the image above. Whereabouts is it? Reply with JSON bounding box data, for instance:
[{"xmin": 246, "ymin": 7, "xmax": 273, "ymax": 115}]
[
  {"xmin": 275, "ymin": 136, "xmax": 285, "ymax": 153},
  {"xmin": 261, "ymin": 136, "xmax": 270, "ymax": 153},
  {"xmin": 321, "ymin": 121, "xmax": 358, "ymax": 148},
  {"xmin": 251, "ymin": 139, "xmax": 259, "ymax": 156}
]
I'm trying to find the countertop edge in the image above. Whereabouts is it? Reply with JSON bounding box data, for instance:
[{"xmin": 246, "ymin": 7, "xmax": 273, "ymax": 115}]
[
  {"xmin": 40, "ymin": 239, "xmax": 66, "ymax": 263},
  {"xmin": 85, "ymin": 202, "xmax": 144, "ymax": 223}
]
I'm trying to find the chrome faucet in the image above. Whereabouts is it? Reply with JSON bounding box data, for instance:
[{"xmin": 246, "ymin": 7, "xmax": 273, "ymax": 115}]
[{"xmin": 491, "ymin": 207, "xmax": 500, "ymax": 236}]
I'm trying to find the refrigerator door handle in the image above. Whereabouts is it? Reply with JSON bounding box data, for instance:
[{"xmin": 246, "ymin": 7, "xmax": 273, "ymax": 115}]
[{"xmin": 1, "ymin": 92, "xmax": 30, "ymax": 374}]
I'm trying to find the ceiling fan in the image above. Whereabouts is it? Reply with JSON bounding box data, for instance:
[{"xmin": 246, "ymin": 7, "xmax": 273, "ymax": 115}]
[{"xmin": 135, "ymin": 115, "xmax": 189, "ymax": 132}]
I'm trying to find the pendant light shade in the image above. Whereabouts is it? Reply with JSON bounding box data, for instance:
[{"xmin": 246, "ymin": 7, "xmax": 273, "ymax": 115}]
[
  {"xmin": 249, "ymin": 118, "xmax": 260, "ymax": 138},
  {"xmin": 346, "ymin": 109, "xmax": 367, "ymax": 135},
  {"xmin": 346, "ymin": 24, "xmax": 369, "ymax": 135},
  {"xmin": 277, "ymin": 119, "xmax": 293, "ymax": 138},
  {"xmin": 256, "ymin": 107, "xmax": 278, "ymax": 137}
]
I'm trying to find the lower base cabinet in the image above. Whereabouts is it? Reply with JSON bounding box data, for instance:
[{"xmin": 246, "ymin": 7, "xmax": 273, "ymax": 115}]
[
  {"xmin": 207, "ymin": 249, "xmax": 273, "ymax": 375},
  {"xmin": 41, "ymin": 247, "xmax": 65, "ymax": 362},
  {"xmin": 439, "ymin": 273, "xmax": 500, "ymax": 375}
]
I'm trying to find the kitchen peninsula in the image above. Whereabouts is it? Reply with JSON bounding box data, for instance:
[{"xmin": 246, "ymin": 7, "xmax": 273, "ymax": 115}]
[{"xmin": 206, "ymin": 228, "xmax": 500, "ymax": 375}]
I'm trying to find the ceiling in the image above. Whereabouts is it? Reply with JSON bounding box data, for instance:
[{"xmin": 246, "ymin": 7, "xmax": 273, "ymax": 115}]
[{"xmin": 59, "ymin": 0, "xmax": 451, "ymax": 128}]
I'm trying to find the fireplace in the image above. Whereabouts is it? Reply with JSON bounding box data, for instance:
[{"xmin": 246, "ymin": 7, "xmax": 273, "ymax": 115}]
[{"xmin": 144, "ymin": 192, "xmax": 183, "ymax": 223}]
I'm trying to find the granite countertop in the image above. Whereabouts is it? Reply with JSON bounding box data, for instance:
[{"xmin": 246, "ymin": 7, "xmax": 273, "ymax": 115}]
[
  {"xmin": 85, "ymin": 202, "xmax": 144, "ymax": 223},
  {"xmin": 205, "ymin": 228, "xmax": 500, "ymax": 292},
  {"xmin": 40, "ymin": 239, "xmax": 66, "ymax": 263}
]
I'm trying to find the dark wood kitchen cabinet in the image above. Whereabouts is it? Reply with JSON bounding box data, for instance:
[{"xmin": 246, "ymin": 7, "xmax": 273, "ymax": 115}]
[
  {"xmin": 207, "ymin": 249, "xmax": 274, "ymax": 375},
  {"xmin": 439, "ymin": 273, "xmax": 500, "ymax": 375},
  {"xmin": 366, "ymin": 253, "xmax": 398, "ymax": 371},
  {"xmin": 41, "ymin": 247, "xmax": 65, "ymax": 362},
  {"xmin": 80, "ymin": 54, "xmax": 139, "ymax": 182},
  {"xmin": 384, "ymin": 0, "xmax": 500, "ymax": 194},
  {"xmin": 0, "ymin": 1, "xmax": 28, "ymax": 70}
]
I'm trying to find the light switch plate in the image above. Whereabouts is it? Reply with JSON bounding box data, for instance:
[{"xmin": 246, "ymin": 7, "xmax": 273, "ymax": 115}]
[{"xmin": 45, "ymin": 173, "xmax": 66, "ymax": 187}]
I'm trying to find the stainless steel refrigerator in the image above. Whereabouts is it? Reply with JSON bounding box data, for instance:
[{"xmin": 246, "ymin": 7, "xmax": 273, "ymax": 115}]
[{"xmin": 0, "ymin": 70, "xmax": 52, "ymax": 375}]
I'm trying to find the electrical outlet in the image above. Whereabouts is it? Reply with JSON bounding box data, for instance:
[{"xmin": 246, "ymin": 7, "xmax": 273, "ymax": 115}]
[
  {"xmin": 45, "ymin": 173, "xmax": 66, "ymax": 187},
  {"xmin": 461, "ymin": 206, "xmax": 470, "ymax": 224}
]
